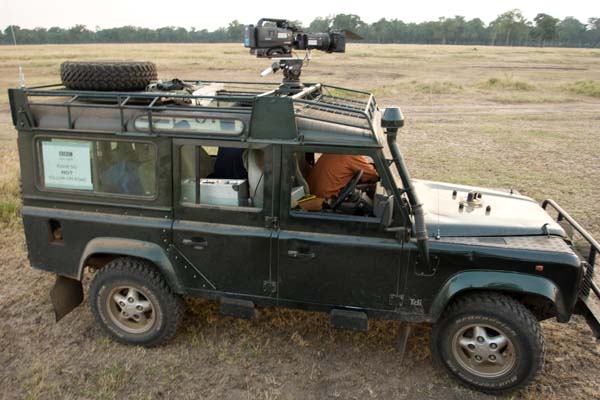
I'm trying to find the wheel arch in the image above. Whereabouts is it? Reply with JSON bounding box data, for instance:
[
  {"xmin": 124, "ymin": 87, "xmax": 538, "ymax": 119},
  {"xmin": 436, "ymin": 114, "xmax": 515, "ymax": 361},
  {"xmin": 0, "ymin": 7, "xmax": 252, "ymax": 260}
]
[
  {"xmin": 430, "ymin": 270, "xmax": 569, "ymax": 323},
  {"xmin": 78, "ymin": 237, "xmax": 184, "ymax": 293}
]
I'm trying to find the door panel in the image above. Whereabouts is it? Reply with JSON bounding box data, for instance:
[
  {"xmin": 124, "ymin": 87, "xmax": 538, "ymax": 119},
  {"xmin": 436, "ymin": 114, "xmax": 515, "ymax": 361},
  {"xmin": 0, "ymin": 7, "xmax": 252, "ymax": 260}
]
[
  {"xmin": 173, "ymin": 220, "xmax": 272, "ymax": 294},
  {"xmin": 172, "ymin": 139, "xmax": 277, "ymax": 297},
  {"xmin": 278, "ymin": 230, "xmax": 403, "ymax": 309},
  {"xmin": 277, "ymin": 145, "xmax": 407, "ymax": 311}
]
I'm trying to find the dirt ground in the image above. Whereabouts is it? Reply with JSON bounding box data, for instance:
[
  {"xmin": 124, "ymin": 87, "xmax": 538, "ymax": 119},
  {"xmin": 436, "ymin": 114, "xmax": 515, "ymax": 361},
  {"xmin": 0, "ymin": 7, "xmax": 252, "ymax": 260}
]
[{"xmin": 0, "ymin": 43, "xmax": 599, "ymax": 400}]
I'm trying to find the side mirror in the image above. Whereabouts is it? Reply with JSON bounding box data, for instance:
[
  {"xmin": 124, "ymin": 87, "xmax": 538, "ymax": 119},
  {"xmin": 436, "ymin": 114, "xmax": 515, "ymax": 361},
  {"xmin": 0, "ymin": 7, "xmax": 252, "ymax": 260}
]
[{"xmin": 380, "ymin": 195, "xmax": 394, "ymax": 228}]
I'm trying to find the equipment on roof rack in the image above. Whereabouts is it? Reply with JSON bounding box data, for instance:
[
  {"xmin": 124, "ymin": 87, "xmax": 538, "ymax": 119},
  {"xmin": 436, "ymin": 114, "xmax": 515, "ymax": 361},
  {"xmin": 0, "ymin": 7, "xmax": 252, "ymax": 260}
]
[{"xmin": 245, "ymin": 18, "xmax": 363, "ymax": 95}]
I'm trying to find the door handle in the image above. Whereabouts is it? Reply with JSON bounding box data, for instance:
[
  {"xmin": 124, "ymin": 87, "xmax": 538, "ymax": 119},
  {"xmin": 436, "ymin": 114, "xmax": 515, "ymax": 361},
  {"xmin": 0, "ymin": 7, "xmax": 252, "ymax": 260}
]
[
  {"xmin": 287, "ymin": 249, "xmax": 316, "ymax": 259},
  {"xmin": 182, "ymin": 237, "xmax": 208, "ymax": 250}
]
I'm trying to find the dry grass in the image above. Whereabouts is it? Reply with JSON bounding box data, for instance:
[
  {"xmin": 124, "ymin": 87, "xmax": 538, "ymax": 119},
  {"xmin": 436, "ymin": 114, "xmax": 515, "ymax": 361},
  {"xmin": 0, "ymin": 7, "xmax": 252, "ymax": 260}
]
[
  {"xmin": 568, "ymin": 80, "xmax": 600, "ymax": 97},
  {"xmin": 0, "ymin": 43, "xmax": 599, "ymax": 400},
  {"xmin": 479, "ymin": 75, "xmax": 536, "ymax": 91},
  {"xmin": 0, "ymin": 171, "xmax": 21, "ymax": 228}
]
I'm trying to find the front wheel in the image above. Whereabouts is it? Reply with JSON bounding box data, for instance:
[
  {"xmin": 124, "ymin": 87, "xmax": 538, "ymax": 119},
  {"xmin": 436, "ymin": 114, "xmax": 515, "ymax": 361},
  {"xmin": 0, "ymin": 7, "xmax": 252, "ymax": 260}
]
[
  {"xmin": 430, "ymin": 292, "xmax": 545, "ymax": 394},
  {"xmin": 89, "ymin": 257, "xmax": 184, "ymax": 347}
]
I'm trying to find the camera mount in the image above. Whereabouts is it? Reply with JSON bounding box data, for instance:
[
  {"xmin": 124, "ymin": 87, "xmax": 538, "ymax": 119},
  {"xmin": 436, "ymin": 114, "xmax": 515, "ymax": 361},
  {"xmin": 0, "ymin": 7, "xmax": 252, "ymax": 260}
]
[
  {"xmin": 245, "ymin": 18, "xmax": 362, "ymax": 95},
  {"xmin": 260, "ymin": 57, "xmax": 307, "ymax": 94}
]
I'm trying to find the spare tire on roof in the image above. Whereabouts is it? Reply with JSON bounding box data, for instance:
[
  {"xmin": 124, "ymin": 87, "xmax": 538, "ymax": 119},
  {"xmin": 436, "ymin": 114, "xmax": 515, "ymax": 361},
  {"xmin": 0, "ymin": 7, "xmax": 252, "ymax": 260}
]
[{"xmin": 60, "ymin": 61, "xmax": 157, "ymax": 91}]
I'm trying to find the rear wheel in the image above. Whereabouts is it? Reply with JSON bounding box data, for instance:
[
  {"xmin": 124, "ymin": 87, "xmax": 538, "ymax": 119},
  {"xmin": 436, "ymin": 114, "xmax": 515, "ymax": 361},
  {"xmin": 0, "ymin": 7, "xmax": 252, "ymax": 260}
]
[
  {"xmin": 430, "ymin": 292, "xmax": 544, "ymax": 394},
  {"xmin": 89, "ymin": 257, "xmax": 183, "ymax": 347}
]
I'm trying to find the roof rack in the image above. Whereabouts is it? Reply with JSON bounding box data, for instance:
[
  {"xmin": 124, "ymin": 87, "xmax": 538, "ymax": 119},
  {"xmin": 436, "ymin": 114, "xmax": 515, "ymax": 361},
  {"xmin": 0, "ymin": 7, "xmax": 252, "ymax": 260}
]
[{"xmin": 10, "ymin": 80, "xmax": 379, "ymax": 141}]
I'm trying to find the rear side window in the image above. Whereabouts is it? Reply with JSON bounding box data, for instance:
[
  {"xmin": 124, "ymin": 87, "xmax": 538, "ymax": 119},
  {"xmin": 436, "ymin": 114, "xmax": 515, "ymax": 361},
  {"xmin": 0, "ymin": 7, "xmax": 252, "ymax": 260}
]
[
  {"xmin": 38, "ymin": 138, "xmax": 157, "ymax": 197},
  {"xmin": 179, "ymin": 144, "xmax": 265, "ymax": 210}
]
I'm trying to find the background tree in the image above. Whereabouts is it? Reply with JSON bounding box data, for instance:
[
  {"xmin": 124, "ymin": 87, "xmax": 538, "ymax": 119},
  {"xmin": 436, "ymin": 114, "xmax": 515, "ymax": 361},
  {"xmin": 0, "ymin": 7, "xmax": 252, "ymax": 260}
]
[
  {"xmin": 589, "ymin": 18, "xmax": 600, "ymax": 46},
  {"xmin": 490, "ymin": 9, "xmax": 529, "ymax": 45},
  {"xmin": 226, "ymin": 20, "xmax": 245, "ymax": 41},
  {"xmin": 2, "ymin": 12, "xmax": 600, "ymax": 48},
  {"xmin": 463, "ymin": 18, "xmax": 488, "ymax": 44},
  {"xmin": 331, "ymin": 14, "xmax": 365, "ymax": 33},
  {"xmin": 308, "ymin": 17, "xmax": 332, "ymax": 32},
  {"xmin": 558, "ymin": 17, "xmax": 587, "ymax": 46},
  {"xmin": 532, "ymin": 13, "xmax": 559, "ymax": 46}
]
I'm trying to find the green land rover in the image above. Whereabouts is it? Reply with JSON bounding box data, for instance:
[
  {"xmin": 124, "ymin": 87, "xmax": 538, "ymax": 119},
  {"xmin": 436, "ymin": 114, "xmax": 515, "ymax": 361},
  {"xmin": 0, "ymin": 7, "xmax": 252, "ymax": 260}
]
[{"xmin": 8, "ymin": 59, "xmax": 600, "ymax": 394}]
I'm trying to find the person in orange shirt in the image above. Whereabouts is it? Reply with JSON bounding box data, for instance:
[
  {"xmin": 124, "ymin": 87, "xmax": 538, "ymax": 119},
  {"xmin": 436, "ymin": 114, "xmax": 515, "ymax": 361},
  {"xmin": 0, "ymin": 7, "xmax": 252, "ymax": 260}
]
[{"xmin": 307, "ymin": 154, "xmax": 379, "ymax": 199}]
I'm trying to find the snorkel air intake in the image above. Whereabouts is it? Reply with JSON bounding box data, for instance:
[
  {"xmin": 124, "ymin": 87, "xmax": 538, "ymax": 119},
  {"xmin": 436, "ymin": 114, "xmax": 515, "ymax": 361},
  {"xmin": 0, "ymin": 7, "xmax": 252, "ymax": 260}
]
[{"xmin": 381, "ymin": 107, "xmax": 432, "ymax": 271}]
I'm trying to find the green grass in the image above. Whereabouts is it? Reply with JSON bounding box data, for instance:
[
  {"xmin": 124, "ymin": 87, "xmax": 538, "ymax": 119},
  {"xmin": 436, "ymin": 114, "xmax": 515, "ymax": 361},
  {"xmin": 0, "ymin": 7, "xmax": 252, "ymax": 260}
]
[
  {"xmin": 568, "ymin": 80, "xmax": 600, "ymax": 98},
  {"xmin": 414, "ymin": 80, "xmax": 462, "ymax": 94},
  {"xmin": 479, "ymin": 75, "xmax": 535, "ymax": 91}
]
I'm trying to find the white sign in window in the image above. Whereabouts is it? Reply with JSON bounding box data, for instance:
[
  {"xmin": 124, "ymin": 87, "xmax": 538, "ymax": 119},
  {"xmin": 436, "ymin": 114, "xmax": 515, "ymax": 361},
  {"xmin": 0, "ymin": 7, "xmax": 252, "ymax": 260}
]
[{"xmin": 42, "ymin": 141, "xmax": 93, "ymax": 190}]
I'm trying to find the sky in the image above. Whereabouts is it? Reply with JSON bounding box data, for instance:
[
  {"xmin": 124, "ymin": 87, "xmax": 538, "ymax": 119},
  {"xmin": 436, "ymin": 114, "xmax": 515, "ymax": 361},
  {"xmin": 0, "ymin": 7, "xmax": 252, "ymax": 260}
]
[{"xmin": 1, "ymin": 0, "xmax": 596, "ymax": 30}]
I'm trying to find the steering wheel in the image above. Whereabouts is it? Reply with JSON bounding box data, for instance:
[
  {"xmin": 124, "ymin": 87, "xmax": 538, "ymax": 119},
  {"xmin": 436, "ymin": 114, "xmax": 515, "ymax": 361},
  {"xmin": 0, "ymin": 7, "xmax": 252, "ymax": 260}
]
[{"xmin": 331, "ymin": 170, "xmax": 363, "ymax": 210}]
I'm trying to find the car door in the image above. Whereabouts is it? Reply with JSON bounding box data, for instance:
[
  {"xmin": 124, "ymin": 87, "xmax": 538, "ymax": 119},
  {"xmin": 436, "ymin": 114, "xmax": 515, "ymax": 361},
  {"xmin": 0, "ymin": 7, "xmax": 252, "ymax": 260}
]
[
  {"xmin": 172, "ymin": 138, "xmax": 279, "ymax": 297},
  {"xmin": 276, "ymin": 145, "xmax": 408, "ymax": 311}
]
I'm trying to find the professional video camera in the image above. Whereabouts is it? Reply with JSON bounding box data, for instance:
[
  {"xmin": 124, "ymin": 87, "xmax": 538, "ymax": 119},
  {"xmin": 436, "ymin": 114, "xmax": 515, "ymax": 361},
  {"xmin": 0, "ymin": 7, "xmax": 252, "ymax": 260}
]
[
  {"xmin": 244, "ymin": 18, "xmax": 348, "ymax": 58},
  {"xmin": 244, "ymin": 18, "xmax": 361, "ymax": 93}
]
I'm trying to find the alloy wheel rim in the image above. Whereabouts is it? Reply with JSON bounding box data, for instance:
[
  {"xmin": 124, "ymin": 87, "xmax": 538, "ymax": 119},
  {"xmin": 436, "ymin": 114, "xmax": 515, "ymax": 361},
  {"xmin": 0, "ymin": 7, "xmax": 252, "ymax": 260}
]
[
  {"xmin": 106, "ymin": 285, "xmax": 156, "ymax": 334},
  {"xmin": 451, "ymin": 323, "xmax": 516, "ymax": 378}
]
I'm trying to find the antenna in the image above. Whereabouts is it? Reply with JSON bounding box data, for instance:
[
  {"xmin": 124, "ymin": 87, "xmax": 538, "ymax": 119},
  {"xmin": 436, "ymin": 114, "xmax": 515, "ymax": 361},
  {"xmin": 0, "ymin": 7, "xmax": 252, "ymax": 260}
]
[{"xmin": 10, "ymin": 25, "xmax": 25, "ymax": 88}]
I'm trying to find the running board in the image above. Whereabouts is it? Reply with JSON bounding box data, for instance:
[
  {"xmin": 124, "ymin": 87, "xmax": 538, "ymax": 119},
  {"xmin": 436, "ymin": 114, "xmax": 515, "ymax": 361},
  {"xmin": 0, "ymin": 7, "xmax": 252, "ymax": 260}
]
[
  {"xmin": 330, "ymin": 309, "xmax": 368, "ymax": 332},
  {"xmin": 219, "ymin": 297, "xmax": 257, "ymax": 320}
]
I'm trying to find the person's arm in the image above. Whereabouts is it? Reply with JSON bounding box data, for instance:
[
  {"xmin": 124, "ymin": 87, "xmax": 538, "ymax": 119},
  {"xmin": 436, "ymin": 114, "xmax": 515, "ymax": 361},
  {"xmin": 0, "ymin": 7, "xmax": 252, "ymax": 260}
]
[{"xmin": 350, "ymin": 156, "xmax": 379, "ymax": 182}]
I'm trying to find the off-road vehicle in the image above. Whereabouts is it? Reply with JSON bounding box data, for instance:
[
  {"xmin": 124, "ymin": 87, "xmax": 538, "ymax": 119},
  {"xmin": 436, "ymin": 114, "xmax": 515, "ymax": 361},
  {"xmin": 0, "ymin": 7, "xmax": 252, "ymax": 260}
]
[{"xmin": 7, "ymin": 39, "xmax": 600, "ymax": 394}]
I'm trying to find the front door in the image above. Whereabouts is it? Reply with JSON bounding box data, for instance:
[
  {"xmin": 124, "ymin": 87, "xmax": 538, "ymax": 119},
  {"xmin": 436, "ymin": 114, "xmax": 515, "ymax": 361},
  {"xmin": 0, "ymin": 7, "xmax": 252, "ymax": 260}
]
[
  {"xmin": 277, "ymin": 145, "xmax": 407, "ymax": 311},
  {"xmin": 172, "ymin": 139, "xmax": 278, "ymax": 297}
]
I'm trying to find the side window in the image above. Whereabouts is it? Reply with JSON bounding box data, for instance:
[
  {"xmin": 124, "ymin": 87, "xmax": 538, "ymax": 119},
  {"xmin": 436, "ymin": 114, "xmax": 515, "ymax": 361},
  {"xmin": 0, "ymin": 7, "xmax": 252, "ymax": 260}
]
[
  {"xmin": 38, "ymin": 138, "xmax": 157, "ymax": 197},
  {"xmin": 135, "ymin": 116, "xmax": 244, "ymax": 135},
  {"xmin": 290, "ymin": 151, "xmax": 389, "ymax": 219},
  {"xmin": 180, "ymin": 144, "xmax": 265, "ymax": 210}
]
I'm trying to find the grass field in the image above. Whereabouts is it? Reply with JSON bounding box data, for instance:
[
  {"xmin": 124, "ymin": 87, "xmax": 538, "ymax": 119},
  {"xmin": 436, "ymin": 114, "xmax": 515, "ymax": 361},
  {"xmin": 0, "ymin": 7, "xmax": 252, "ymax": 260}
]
[{"xmin": 0, "ymin": 43, "xmax": 599, "ymax": 400}]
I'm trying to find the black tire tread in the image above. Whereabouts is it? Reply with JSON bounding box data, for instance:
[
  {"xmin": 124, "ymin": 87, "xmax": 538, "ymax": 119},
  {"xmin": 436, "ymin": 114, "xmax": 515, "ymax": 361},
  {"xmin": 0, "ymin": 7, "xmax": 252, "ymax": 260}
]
[
  {"xmin": 89, "ymin": 257, "xmax": 183, "ymax": 347},
  {"xmin": 61, "ymin": 61, "xmax": 157, "ymax": 91},
  {"xmin": 431, "ymin": 291, "xmax": 545, "ymax": 395}
]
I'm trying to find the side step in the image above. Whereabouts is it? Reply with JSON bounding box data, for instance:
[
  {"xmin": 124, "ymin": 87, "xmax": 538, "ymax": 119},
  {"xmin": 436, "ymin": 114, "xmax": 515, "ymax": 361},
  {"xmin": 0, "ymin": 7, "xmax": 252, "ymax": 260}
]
[
  {"xmin": 330, "ymin": 309, "xmax": 368, "ymax": 332},
  {"xmin": 220, "ymin": 297, "xmax": 257, "ymax": 320}
]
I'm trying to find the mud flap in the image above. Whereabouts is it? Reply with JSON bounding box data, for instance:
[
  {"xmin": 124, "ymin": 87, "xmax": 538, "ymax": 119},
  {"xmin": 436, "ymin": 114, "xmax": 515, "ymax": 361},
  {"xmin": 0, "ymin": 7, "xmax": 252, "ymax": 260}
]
[{"xmin": 50, "ymin": 275, "xmax": 84, "ymax": 322}]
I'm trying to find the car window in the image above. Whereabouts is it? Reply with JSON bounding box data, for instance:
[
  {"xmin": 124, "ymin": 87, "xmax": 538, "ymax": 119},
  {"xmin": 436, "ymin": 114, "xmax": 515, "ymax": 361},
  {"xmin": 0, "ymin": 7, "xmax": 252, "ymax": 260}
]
[
  {"xmin": 180, "ymin": 144, "xmax": 265, "ymax": 210},
  {"xmin": 135, "ymin": 116, "xmax": 244, "ymax": 135},
  {"xmin": 38, "ymin": 138, "xmax": 157, "ymax": 197},
  {"xmin": 290, "ymin": 151, "xmax": 387, "ymax": 220}
]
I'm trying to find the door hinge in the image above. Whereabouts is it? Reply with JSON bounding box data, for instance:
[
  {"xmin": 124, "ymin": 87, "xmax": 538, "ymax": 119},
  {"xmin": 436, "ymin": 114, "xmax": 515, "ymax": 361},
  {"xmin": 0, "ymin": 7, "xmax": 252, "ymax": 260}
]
[
  {"xmin": 265, "ymin": 216, "xmax": 279, "ymax": 230},
  {"xmin": 389, "ymin": 294, "xmax": 404, "ymax": 307},
  {"xmin": 263, "ymin": 280, "xmax": 277, "ymax": 295}
]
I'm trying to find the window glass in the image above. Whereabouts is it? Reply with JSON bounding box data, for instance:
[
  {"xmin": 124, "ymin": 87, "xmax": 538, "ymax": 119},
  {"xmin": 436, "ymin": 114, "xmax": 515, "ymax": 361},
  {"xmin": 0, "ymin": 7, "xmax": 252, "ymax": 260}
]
[
  {"xmin": 291, "ymin": 151, "xmax": 384, "ymax": 217},
  {"xmin": 180, "ymin": 145, "xmax": 264, "ymax": 209},
  {"xmin": 38, "ymin": 138, "xmax": 156, "ymax": 197},
  {"xmin": 135, "ymin": 116, "xmax": 244, "ymax": 135}
]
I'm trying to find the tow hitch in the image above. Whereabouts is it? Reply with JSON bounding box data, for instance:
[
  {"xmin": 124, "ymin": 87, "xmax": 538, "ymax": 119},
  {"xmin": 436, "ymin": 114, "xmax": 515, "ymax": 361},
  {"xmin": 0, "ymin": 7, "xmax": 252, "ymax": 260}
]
[{"xmin": 543, "ymin": 199, "xmax": 600, "ymax": 338}]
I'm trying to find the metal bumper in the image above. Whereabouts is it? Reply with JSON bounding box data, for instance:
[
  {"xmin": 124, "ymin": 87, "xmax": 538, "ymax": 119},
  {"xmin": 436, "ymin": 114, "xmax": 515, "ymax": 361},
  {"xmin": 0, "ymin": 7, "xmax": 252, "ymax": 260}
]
[{"xmin": 542, "ymin": 199, "xmax": 600, "ymax": 338}]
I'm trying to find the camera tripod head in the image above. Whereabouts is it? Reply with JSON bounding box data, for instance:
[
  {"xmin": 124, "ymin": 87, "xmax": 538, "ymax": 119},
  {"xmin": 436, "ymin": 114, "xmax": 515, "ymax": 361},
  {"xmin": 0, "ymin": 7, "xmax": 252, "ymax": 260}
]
[{"xmin": 260, "ymin": 57, "xmax": 307, "ymax": 95}]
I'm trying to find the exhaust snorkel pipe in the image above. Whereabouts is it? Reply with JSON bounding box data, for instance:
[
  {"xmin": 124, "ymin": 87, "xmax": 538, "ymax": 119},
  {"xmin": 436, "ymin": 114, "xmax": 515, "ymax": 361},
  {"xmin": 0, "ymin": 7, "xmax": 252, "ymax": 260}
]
[{"xmin": 381, "ymin": 107, "xmax": 432, "ymax": 271}]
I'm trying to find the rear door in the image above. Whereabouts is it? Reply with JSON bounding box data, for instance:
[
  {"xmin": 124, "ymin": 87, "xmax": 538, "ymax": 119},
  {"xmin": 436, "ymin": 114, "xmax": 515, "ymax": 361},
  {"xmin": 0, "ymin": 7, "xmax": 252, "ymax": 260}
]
[{"xmin": 172, "ymin": 138, "xmax": 279, "ymax": 297}]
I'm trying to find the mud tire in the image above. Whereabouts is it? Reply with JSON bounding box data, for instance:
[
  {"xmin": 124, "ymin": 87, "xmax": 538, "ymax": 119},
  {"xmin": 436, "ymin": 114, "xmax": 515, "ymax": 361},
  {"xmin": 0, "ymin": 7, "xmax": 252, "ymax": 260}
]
[
  {"xmin": 89, "ymin": 257, "xmax": 183, "ymax": 347},
  {"xmin": 430, "ymin": 292, "xmax": 545, "ymax": 395},
  {"xmin": 60, "ymin": 61, "xmax": 157, "ymax": 91}
]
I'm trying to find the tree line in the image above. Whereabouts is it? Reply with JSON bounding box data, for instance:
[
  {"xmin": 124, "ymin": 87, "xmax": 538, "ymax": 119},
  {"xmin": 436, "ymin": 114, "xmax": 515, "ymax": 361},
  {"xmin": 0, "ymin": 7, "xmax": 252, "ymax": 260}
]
[{"xmin": 2, "ymin": 10, "xmax": 600, "ymax": 48}]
